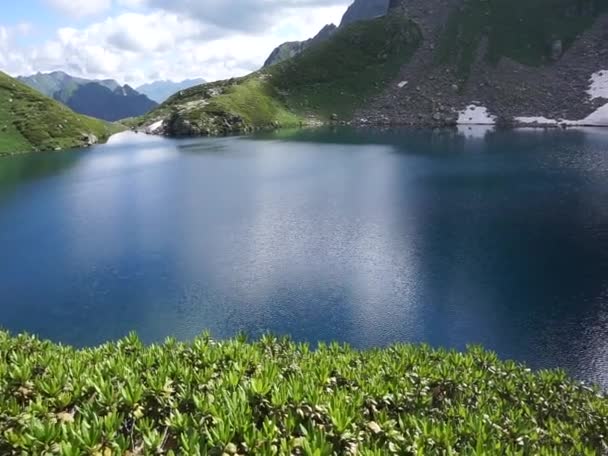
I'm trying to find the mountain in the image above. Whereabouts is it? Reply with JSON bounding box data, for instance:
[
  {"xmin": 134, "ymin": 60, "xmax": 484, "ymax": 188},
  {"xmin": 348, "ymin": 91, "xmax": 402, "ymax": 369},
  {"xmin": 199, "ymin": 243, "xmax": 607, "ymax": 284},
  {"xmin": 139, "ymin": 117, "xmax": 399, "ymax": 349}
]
[
  {"xmin": 355, "ymin": 0, "xmax": 608, "ymax": 127},
  {"xmin": 134, "ymin": 13, "xmax": 421, "ymax": 135},
  {"xmin": 18, "ymin": 71, "xmax": 157, "ymax": 122},
  {"xmin": 136, "ymin": 78, "xmax": 206, "ymax": 103},
  {"xmin": 340, "ymin": 0, "xmax": 390, "ymax": 27},
  {"xmin": 0, "ymin": 72, "xmax": 123, "ymax": 155},
  {"xmin": 135, "ymin": 0, "xmax": 608, "ymax": 136},
  {"xmin": 262, "ymin": 0, "xmax": 390, "ymax": 67},
  {"xmin": 264, "ymin": 25, "xmax": 338, "ymax": 67}
]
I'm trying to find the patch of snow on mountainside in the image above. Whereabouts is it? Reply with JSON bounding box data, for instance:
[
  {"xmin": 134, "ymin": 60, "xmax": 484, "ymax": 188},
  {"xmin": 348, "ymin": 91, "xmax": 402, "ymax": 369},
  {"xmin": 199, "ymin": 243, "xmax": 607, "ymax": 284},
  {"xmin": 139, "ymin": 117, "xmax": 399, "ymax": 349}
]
[
  {"xmin": 457, "ymin": 105, "xmax": 496, "ymax": 125},
  {"xmin": 588, "ymin": 71, "xmax": 608, "ymax": 100},
  {"xmin": 145, "ymin": 120, "xmax": 164, "ymax": 134},
  {"xmin": 513, "ymin": 72, "xmax": 608, "ymax": 127},
  {"xmin": 515, "ymin": 117, "xmax": 560, "ymax": 125},
  {"xmin": 573, "ymin": 103, "xmax": 608, "ymax": 126}
]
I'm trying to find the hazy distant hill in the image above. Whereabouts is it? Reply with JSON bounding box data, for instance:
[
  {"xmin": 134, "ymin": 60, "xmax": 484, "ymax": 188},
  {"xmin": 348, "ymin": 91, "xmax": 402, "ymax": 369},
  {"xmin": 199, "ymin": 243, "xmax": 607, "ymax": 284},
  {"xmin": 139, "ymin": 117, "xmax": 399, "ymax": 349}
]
[
  {"xmin": 18, "ymin": 71, "xmax": 157, "ymax": 121},
  {"xmin": 136, "ymin": 79, "xmax": 206, "ymax": 103}
]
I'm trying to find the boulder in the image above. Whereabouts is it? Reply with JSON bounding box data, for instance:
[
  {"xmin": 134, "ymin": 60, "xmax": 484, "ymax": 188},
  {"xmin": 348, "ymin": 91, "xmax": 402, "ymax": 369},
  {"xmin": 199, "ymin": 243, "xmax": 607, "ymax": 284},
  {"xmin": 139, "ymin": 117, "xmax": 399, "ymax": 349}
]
[{"xmin": 81, "ymin": 133, "xmax": 98, "ymax": 147}]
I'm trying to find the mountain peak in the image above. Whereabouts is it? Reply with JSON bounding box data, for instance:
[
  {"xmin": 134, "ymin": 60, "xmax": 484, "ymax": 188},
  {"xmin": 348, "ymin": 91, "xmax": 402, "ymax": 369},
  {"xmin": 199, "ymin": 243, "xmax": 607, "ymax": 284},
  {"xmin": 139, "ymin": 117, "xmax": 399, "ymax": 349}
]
[{"xmin": 18, "ymin": 71, "xmax": 157, "ymax": 121}]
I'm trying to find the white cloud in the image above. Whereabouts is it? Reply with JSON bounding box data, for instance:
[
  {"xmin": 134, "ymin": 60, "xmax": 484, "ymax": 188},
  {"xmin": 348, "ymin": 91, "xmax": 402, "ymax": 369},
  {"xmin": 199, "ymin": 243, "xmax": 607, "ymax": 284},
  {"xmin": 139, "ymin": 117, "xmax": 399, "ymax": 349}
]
[
  {"xmin": 0, "ymin": 2, "xmax": 349, "ymax": 86},
  {"xmin": 0, "ymin": 26, "xmax": 28, "ymax": 72},
  {"xmin": 45, "ymin": 0, "xmax": 112, "ymax": 17},
  {"xmin": 144, "ymin": 0, "xmax": 349, "ymax": 33}
]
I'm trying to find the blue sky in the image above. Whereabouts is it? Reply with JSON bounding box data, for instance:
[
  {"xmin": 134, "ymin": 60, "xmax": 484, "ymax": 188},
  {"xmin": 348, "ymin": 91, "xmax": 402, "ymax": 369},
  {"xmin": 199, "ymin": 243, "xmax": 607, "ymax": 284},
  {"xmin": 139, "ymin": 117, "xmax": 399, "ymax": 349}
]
[{"xmin": 1, "ymin": 0, "xmax": 350, "ymax": 85}]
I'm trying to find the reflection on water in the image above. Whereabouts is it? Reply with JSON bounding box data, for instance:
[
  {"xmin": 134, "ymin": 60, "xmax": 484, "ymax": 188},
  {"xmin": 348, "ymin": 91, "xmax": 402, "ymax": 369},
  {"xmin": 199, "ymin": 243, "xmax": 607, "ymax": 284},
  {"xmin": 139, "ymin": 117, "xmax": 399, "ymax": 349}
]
[{"xmin": 0, "ymin": 128, "xmax": 607, "ymax": 388}]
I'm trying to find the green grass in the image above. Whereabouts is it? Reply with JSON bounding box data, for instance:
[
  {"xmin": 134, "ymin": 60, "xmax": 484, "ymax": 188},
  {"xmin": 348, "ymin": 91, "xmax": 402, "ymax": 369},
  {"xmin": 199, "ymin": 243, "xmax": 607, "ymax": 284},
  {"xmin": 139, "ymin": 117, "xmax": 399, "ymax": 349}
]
[
  {"xmin": 138, "ymin": 15, "xmax": 422, "ymax": 134},
  {"xmin": 0, "ymin": 331, "xmax": 606, "ymax": 455},
  {"xmin": 272, "ymin": 14, "xmax": 422, "ymax": 120},
  {"xmin": 437, "ymin": 0, "xmax": 608, "ymax": 80},
  {"xmin": 0, "ymin": 72, "xmax": 124, "ymax": 156},
  {"xmin": 208, "ymin": 79, "xmax": 301, "ymax": 127}
]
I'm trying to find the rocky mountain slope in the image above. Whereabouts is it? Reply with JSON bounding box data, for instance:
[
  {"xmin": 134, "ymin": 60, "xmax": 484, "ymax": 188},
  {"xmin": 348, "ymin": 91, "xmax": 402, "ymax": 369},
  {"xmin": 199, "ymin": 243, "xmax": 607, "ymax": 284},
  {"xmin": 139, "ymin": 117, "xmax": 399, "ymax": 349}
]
[
  {"xmin": 18, "ymin": 71, "xmax": 157, "ymax": 122},
  {"xmin": 137, "ymin": 0, "xmax": 608, "ymax": 138},
  {"xmin": 355, "ymin": 0, "xmax": 608, "ymax": 127},
  {"xmin": 263, "ymin": 0, "xmax": 390, "ymax": 67},
  {"xmin": 0, "ymin": 72, "xmax": 122, "ymax": 155},
  {"xmin": 136, "ymin": 78, "xmax": 206, "ymax": 103}
]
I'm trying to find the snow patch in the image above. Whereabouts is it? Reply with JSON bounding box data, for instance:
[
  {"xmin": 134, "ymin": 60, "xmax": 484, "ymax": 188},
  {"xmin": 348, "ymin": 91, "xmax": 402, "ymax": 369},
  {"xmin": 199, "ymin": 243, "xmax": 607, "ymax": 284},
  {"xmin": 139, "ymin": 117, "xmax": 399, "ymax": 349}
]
[
  {"xmin": 145, "ymin": 120, "xmax": 164, "ymax": 134},
  {"xmin": 588, "ymin": 70, "xmax": 608, "ymax": 100},
  {"xmin": 513, "ymin": 102, "xmax": 608, "ymax": 127},
  {"xmin": 572, "ymin": 103, "xmax": 608, "ymax": 126},
  {"xmin": 515, "ymin": 116, "xmax": 559, "ymax": 126},
  {"xmin": 457, "ymin": 105, "xmax": 496, "ymax": 125}
]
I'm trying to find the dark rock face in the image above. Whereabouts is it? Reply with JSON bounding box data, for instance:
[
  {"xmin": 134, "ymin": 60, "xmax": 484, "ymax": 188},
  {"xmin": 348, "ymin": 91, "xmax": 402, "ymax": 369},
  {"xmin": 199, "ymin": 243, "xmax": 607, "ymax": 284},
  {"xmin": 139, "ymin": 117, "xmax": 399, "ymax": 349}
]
[{"xmin": 340, "ymin": 0, "xmax": 390, "ymax": 27}]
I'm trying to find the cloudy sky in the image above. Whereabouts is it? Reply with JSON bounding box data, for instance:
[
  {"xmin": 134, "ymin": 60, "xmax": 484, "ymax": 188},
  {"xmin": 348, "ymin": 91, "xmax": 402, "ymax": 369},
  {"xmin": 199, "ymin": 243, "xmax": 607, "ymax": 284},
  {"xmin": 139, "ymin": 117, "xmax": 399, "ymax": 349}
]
[{"xmin": 0, "ymin": 0, "xmax": 350, "ymax": 86}]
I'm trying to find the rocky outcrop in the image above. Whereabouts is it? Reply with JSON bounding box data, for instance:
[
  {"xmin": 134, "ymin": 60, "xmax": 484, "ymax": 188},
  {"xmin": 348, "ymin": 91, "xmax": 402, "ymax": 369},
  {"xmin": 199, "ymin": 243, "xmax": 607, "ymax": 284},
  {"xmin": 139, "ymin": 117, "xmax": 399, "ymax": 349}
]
[{"xmin": 80, "ymin": 133, "xmax": 99, "ymax": 147}]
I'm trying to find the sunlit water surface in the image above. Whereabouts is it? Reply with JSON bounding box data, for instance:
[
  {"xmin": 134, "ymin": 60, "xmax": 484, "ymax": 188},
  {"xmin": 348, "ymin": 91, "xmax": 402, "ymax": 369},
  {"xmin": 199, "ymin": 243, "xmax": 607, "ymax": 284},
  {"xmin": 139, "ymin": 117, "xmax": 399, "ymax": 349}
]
[{"xmin": 1, "ymin": 127, "xmax": 607, "ymax": 386}]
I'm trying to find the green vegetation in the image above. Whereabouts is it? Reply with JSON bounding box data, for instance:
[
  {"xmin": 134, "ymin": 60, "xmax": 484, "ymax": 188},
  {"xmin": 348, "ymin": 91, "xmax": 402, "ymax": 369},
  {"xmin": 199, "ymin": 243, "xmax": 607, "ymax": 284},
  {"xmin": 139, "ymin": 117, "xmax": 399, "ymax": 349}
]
[
  {"xmin": 271, "ymin": 14, "xmax": 421, "ymax": 119},
  {"xmin": 1, "ymin": 332, "xmax": 606, "ymax": 455},
  {"xmin": 437, "ymin": 0, "xmax": 608, "ymax": 79},
  {"xmin": 138, "ymin": 15, "xmax": 421, "ymax": 134},
  {"xmin": 0, "ymin": 72, "xmax": 123, "ymax": 156}
]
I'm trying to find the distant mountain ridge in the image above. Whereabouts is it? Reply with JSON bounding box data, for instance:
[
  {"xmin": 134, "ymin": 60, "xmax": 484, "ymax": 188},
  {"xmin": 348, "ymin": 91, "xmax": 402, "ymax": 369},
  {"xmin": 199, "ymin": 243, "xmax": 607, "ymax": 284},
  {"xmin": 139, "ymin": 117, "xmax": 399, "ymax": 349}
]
[
  {"xmin": 263, "ymin": 0, "xmax": 390, "ymax": 67},
  {"xmin": 136, "ymin": 78, "xmax": 206, "ymax": 103},
  {"xmin": 18, "ymin": 71, "xmax": 157, "ymax": 122}
]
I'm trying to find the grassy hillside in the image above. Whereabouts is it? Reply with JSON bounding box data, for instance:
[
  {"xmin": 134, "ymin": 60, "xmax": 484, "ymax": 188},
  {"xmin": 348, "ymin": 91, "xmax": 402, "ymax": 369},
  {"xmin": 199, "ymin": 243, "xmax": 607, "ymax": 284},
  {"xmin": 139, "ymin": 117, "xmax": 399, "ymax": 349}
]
[
  {"xmin": 0, "ymin": 72, "xmax": 123, "ymax": 155},
  {"xmin": 0, "ymin": 331, "xmax": 606, "ymax": 454},
  {"xmin": 437, "ymin": 0, "xmax": 608, "ymax": 79},
  {"xmin": 138, "ymin": 14, "xmax": 422, "ymax": 135}
]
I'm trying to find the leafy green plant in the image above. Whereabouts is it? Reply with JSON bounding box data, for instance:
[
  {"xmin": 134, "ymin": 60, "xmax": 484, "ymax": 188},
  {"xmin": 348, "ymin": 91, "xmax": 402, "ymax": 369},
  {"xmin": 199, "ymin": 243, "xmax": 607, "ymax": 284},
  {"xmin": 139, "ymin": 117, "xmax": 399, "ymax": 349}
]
[{"xmin": 0, "ymin": 331, "xmax": 606, "ymax": 455}]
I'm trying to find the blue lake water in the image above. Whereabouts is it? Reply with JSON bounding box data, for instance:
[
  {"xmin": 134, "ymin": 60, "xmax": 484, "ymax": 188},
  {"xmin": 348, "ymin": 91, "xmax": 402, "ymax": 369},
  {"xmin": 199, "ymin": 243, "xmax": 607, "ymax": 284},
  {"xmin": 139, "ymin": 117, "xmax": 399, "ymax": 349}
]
[{"xmin": 1, "ymin": 127, "xmax": 607, "ymax": 387}]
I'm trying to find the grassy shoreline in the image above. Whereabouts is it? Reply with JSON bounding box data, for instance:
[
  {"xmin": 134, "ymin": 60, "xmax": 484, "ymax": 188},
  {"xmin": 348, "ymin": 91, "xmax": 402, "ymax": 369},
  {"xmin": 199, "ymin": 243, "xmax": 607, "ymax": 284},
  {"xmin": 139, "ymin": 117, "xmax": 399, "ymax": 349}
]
[{"xmin": 0, "ymin": 331, "xmax": 606, "ymax": 455}]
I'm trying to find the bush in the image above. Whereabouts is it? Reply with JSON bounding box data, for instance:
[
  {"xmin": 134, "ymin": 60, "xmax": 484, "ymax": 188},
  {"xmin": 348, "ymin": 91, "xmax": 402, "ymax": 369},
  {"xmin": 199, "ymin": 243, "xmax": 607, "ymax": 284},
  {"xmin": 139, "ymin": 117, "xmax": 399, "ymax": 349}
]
[{"xmin": 0, "ymin": 331, "xmax": 606, "ymax": 455}]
